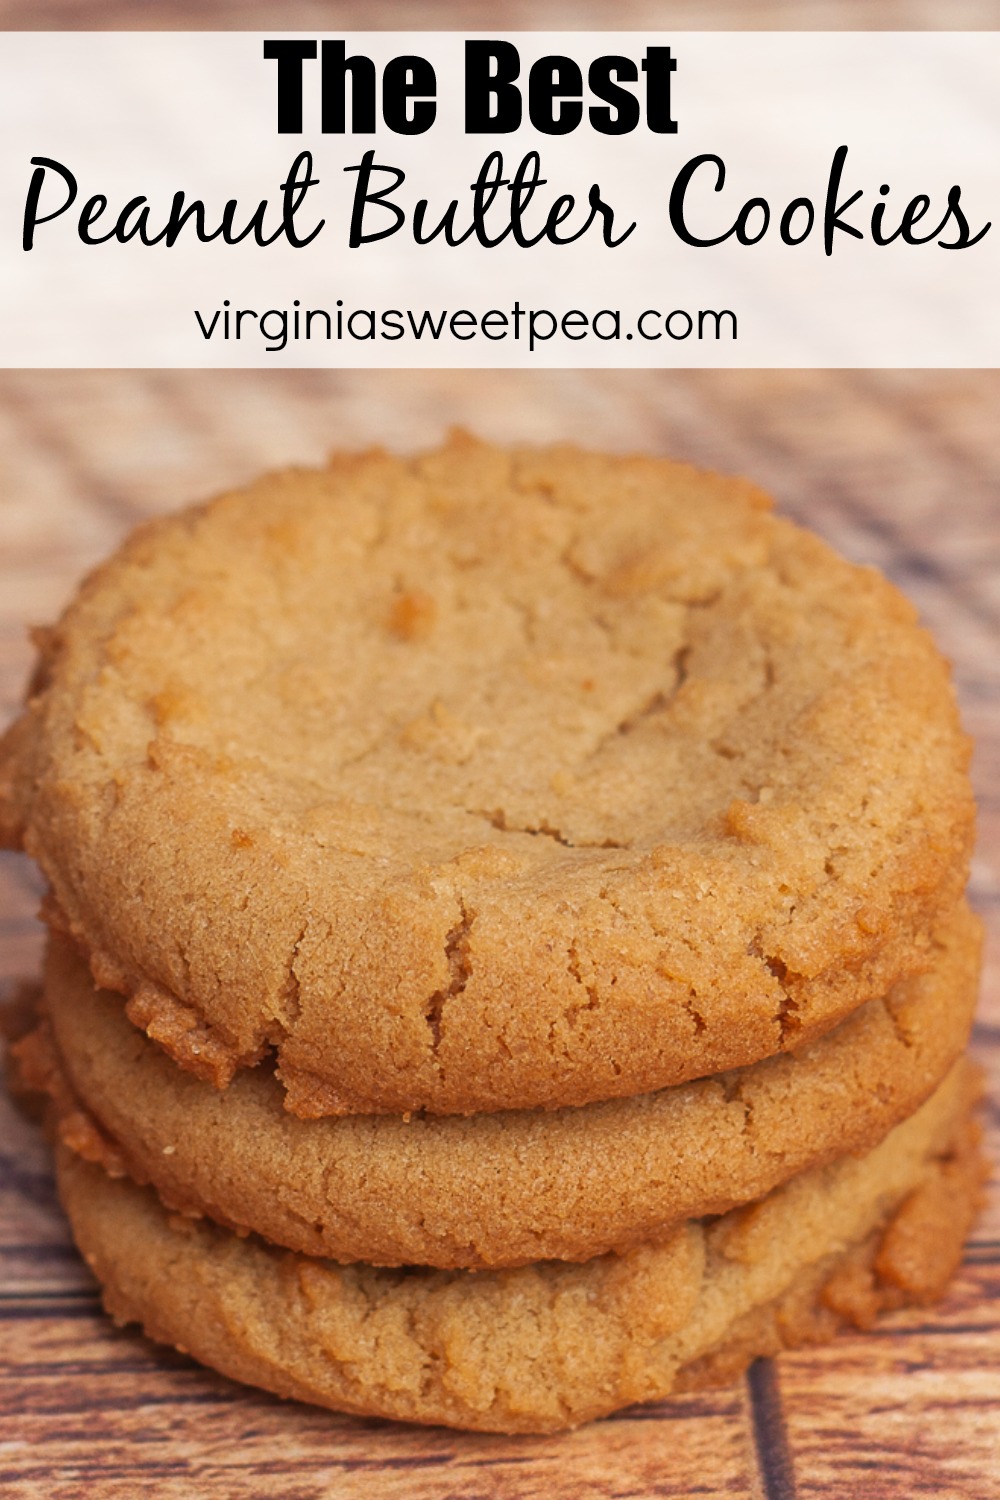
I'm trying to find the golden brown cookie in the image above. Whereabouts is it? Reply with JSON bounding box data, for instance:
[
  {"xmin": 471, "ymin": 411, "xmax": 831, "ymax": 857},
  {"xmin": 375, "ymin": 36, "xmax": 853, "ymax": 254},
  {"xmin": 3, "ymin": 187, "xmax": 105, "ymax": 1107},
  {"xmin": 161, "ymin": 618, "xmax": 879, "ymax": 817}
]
[
  {"xmin": 55, "ymin": 1062, "xmax": 984, "ymax": 1434},
  {"xmin": 1, "ymin": 437, "xmax": 974, "ymax": 1114},
  {"xmin": 26, "ymin": 906, "xmax": 980, "ymax": 1269}
]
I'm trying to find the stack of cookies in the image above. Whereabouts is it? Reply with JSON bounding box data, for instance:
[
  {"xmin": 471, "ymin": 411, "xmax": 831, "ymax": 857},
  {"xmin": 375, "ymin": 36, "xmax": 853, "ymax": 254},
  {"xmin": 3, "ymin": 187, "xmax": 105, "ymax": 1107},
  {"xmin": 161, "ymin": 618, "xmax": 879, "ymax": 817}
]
[{"xmin": 1, "ymin": 435, "xmax": 984, "ymax": 1433}]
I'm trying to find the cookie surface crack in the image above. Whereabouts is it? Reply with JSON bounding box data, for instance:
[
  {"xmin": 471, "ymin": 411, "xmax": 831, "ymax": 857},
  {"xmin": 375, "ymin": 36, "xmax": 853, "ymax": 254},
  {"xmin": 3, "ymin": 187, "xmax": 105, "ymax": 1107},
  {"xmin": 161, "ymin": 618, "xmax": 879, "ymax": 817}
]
[
  {"xmin": 566, "ymin": 941, "xmax": 601, "ymax": 1019},
  {"xmin": 682, "ymin": 990, "xmax": 708, "ymax": 1037},
  {"xmin": 592, "ymin": 646, "xmax": 691, "ymax": 757},
  {"xmin": 776, "ymin": 991, "xmax": 802, "ymax": 1045},
  {"xmin": 274, "ymin": 921, "xmax": 309, "ymax": 1036},
  {"xmin": 424, "ymin": 901, "xmax": 473, "ymax": 1054},
  {"xmin": 471, "ymin": 807, "xmax": 625, "ymax": 850}
]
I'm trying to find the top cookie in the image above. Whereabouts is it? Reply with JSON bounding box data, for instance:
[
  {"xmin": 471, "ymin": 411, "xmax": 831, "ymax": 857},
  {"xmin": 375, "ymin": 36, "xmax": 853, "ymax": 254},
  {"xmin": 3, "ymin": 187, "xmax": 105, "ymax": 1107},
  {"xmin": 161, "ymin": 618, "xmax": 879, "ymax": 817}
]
[{"xmin": 0, "ymin": 435, "xmax": 973, "ymax": 1114}]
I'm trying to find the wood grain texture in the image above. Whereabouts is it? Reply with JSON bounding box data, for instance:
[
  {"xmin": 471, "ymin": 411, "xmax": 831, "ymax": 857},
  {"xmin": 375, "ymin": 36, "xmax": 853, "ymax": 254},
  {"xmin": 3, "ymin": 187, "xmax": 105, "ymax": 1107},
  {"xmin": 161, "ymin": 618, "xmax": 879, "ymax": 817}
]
[
  {"xmin": 0, "ymin": 368, "xmax": 998, "ymax": 1498},
  {"xmin": 4, "ymin": 0, "xmax": 1000, "ymax": 31}
]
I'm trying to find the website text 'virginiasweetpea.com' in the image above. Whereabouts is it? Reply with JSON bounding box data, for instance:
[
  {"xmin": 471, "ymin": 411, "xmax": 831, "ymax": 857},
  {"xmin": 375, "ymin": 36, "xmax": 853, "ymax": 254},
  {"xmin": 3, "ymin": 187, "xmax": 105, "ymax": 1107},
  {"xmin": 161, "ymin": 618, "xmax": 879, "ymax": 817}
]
[{"xmin": 193, "ymin": 299, "xmax": 738, "ymax": 354}]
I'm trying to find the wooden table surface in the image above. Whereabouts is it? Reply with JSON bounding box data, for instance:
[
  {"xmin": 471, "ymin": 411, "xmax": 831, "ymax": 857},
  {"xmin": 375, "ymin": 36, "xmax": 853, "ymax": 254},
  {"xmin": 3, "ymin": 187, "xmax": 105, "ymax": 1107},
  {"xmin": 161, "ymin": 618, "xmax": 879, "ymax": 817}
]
[{"xmin": 1, "ymin": 372, "xmax": 998, "ymax": 1500}]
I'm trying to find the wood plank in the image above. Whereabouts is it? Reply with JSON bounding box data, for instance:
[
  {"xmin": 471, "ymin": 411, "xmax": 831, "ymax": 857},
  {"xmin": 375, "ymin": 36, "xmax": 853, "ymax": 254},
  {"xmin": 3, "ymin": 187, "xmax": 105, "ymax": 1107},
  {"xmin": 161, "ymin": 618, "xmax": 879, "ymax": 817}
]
[
  {"xmin": 0, "ymin": 1299, "xmax": 761, "ymax": 1499},
  {"xmin": 779, "ymin": 1262, "xmax": 1000, "ymax": 1499},
  {"xmin": 2, "ymin": 0, "xmax": 999, "ymax": 30}
]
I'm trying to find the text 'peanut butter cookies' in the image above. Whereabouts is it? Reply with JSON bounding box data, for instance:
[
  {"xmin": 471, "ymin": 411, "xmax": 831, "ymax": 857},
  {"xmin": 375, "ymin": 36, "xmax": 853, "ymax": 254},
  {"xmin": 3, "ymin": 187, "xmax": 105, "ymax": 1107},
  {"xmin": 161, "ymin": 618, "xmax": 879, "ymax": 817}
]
[
  {"xmin": 0, "ymin": 436, "xmax": 974, "ymax": 1114},
  {"xmin": 56, "ymin": 1065, "xmax": 984, "ymax": 1434},
  {"xmin": 27, "ymin": 906, "xmax": 980, "ymax": 1269}
]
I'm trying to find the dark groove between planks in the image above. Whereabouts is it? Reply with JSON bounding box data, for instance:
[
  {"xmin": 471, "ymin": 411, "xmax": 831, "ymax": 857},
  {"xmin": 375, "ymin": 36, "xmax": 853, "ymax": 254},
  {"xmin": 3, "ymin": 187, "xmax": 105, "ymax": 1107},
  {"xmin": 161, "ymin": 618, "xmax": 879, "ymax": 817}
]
[{"xmin": 747, "ymin": 1360, "xmax": 797, "ymax": 1500}]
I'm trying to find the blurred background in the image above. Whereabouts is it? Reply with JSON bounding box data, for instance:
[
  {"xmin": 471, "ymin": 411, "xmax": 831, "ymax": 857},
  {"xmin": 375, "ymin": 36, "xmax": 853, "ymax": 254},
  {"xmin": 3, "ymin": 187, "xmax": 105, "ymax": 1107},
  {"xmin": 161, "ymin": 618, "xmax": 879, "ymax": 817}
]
[{"xmin": 3, "ymin": 0, "xmax": 999, "ymax": 27}]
